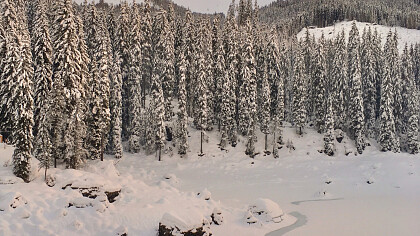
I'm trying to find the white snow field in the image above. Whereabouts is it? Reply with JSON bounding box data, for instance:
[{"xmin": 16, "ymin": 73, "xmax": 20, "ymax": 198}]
[
  {"xmin": 1, "ymin": 122, "xmax": 420, "ymax": 236},
  {"xmin": 297, "ymin": 21, "xmax": 420, "ymax": 53}
]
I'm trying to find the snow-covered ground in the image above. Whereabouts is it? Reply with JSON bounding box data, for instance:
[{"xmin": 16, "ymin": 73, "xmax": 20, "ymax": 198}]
[
  {"xmin": 1, "ymin": 122, "xmax": 420, "ymax": 236},
  {"xmin": 297, "ymin": 21, "xmax": 420, "ymax": 53}
]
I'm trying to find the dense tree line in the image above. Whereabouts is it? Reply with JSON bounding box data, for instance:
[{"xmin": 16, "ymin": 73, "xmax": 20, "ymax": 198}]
[
  {"xmin": 0, "ymin": 0, "xmax": 419, "ymax": 182},
  {"xmin": 259, "ymin": 0, "xmax": 420, "ymax": 38}
]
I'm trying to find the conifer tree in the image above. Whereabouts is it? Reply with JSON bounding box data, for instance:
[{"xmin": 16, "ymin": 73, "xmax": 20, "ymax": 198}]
[
  {"xmin": 241, "ymin": 20, "xmax": 258, "ymax": 157},
  {"xmin": 35, "ymin": 102, "xmax": 53, "ymax": 180},
  {"xmin": 177, "ymin": 48, "xmax": 189, "ymax": 155},
  {"xmin": 203, "ymin": 20, "xmax": 215, "ymax": 128},
  {"xmin": 347, "ymin": 22, "xmax": 365, "ymax": 154},
  {"xmin": 151, "ymin": 10, "xmax": 167, "ymax": 160},
  {"xmin": 324, "ymin": 95, "xmax": 335, "ymax": 156},
  {"xmin": 183, "ymin": 11, "xmax": 196, "ymax": 117},
  {"xmin": 372, "ymin": 29, "xmax": 383, "ymax": 119},
  {"xmin": 32, "ymin": 0, "xmax": 53, "ymax": 138},
  {"xmin": 361, "ymin": 27, "xmax": 377, "ymax": 138},
  {"xmin": 222, "ymin": 1, "xmax": 238, "ymax": 147},
  {"xmin": 1, "ymin": 0, "xmax": 34, "ymax": 182},
  {"xmin": 260, "ymin": 61, "xmax": 271, "ymax": 152},
  {"xmin": 84, "ymin": 4, "xmax": 111, "ymax": 160},
  {"xmin": 379, "ymin": 31, "xmax": 400, "ymax": 153},
  {"xmin": 107, "ymin": 52, "xmax": 123, "ymax": 159},
  {"xmin": 51, "ymin": 0, "xmax": 86, "ymax": 168},
  {"xmin": 401, "ymin": 45, "xmax": 419, "ymax": 154},
  {"xmin": 293, "ymin": 42, "xmax": 307, "ymax": 135},
  {"xmin": 211, "ymin": 17, "xmax": 225, "ymax": 131},
  {"xmin": 391, "ymin": 31, "xmax": 403, "ymax": 136},
  {"xmin": 163, "ymin": 4, "xmax": 176, "ymax": 122},
  {"xmin": 116, "ymin": 1, "xmax": 131, "ymax": 140},
  {"xmin": 195, "ymin": 20, "xmax": 210, "ymax": 156},
  {"xmin": 331, "ymin": 30, "xmax": 347, "ymax": 130},
  {"xmin": 140, "ymin": 0, "xmax": 153, "ymax": 108},
  {"xmin": 128, "ymin": 3, "xmax": 143, "ymax": 153},
  {"xmin": 311, "ymin": 34, "xmax": 327, "ymax": 133},
  {"xmin": 267, "ymin": 30, "xmax": 285, "ymax": 149}
]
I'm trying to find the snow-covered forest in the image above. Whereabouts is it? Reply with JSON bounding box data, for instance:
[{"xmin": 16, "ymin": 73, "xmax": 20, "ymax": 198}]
[
  {"xmin": 1, "ymin": 0, "xmax": 419, "ymax": 181},
  {"xmin": 1, "ymin": 0, "xmax": 420, "ymax": 235}
]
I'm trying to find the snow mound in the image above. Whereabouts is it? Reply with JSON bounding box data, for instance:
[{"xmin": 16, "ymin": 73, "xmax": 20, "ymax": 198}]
[
  {"xmin": 163, "ymin": 173, "xmax": 179, "ymax": 185},
  {"xmin": 57, "ymin": 168, "xmax": 121, "ymax": 193},
  {"xmin": 0, "ymin": 191, "xmax": 27, "ymax": 211},
  {"xmin": 0, "ymin": 175, "xmax": 24, "ymax": 185},
  {"xmin": 197, "ymin": 188, "xmax": 211, "ymax": 200},
  {"xmin": 248, "ymin": 198, "xmax": 284, "ymax": 223},
  {"xmin": 85, "ymin": 160, "xmax": 120, "ymax": 179}
]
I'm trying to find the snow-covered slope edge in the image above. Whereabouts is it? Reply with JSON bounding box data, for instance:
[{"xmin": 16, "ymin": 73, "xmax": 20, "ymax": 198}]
[{"xmin": 297, "ymin": 21, "xmax": 420, "ymax": 53}]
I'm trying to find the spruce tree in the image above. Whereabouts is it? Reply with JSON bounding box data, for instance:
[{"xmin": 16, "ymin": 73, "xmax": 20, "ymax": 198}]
[
  {"xmin": 241, "ymin": 20, "xmax": 258, "ymax": 157},
  {"xmin": 51, "ymin": 0, "xmax": 86, "ymax": 169},
  {"xmin": 347, "ymin": 22, "xmax": 365, "ymax": 154},
  {"xmin": 32, "ymin": 0, "xmax": 53, "ymax": 138},
  {"xmin": 392, "ymin": 31, "xmax": 403, "ymax": 137},
  {"xmin": 379, "ymin": 31, "xmax": 400, "ymax": 153},
  {"xmin": 128, "ymin": 3, "xmax": 143, "ymax": 153},
  {"xmin": 151, "ymin": 10, "xmax": 167, "ymax": 160},
  {"xmin": 211, "ymin": 17, "xmax": 225, "ymax": 131},
  {"xmin": 196, "ymin": 20, "xmax": 209, "ymax": 156},
  {"xmin": 35, "ymin": 102, "xmax": 53, "ymax": 180},
  {"xmin": 401, "ymin": 45, "xmax": 419, "ymax": 154},
  {"xmin": 162, "ymin": 4, "xmax": 176, "ymax": 122},
  {"xmin": 1, "ymin": 0, "xmax": 34, "ymax": 182},
  {"xmin": 84, "ymin": 4, "xmax": 111, "ymax": 160},
  {"xmin": 116, "ymin": 1, "xmax": 131, "ymax": 140},
  {"xmin": 331, "ymin": 30, "xmax": 347, "ymax": 130},
  {"xmin": 140, "ymin": 0, "xmax": 153, "ymax": 108},
  {"xmin": 177, "ymin": 48, "xmax": 189, "ymax": 155},
  {"xmin": 107, "ymin": 52, "xmax": 123, "ymax": 159},
  {"xmin": 372, "ymin": 29, "xmax": 383, "ymax": 120},
  {"xmin": 361, "ymin": 27, "xmax": 377, "ymax": 138},
  {"xmin": 183, "ymin": 11, "xmax": 196, "ymax": 118},
  {"xmin": 222, "ymin": 2, "xmax": 238, "ymax": 147},
  {"xmin": 324, "ymin": 95, "xmax": 335, "ymax": 156},
  {"xmin": 268, "ymin": 32, "xmax": 285, "ymax": 149},
  {"xmin": 311, "ymin": 34, "xmax": 327, "ymax": 133},
  {"xmin": 293, "ymin": 42, "xmax": 307, "ymax": 135},
  {"xmin": 260, "ymin": 61, "xmax": 271, "ymax": 153}
]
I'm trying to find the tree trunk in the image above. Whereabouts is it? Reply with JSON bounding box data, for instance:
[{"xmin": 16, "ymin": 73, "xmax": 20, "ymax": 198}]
[
  {"xmin": 273, "ymin": 132, "xmax": 276, "ymax": 154},
  {"xmin": 200, "ymin": 130, "xmax": 203, "ymax": 156},
  {"xmin": 158, "ymin": 147, "xmax": 161, "ymax": 161},
  {"xmin": 264, "ymin": 134, "xmax": 268, "ymax": 151},
  {"xmin": 100, "ymin": 134, "xmax": 104, "ymax": 162}
]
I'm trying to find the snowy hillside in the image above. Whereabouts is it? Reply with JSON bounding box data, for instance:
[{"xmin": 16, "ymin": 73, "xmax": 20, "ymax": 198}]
[
  {"xmin": 1, "ymin": 125, "xmax": 420, "ymax": 236},
  {"xmin": 297, "ymin": 21, "xmax": 420, "ymax": 53}
]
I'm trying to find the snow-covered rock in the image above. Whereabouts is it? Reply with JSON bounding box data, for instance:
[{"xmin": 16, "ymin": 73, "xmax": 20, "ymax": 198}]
[
  {"xmin": 248, "ymin": 198, "xmax": 284, "ymax": 223},
  {"xmin": 244, "ymin": 211, "xmax": 260, "ymax": 225},
  {"xmin": 115, "ymin": 226, "xmax": 128, "ymax": 236},
  {"xmin": 159, "ymin": 212, "xmax": 212, "ymax": 236},
  {"xmin": 211, "ymin": 208, "xmax": 223, "ymax": 225}
]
